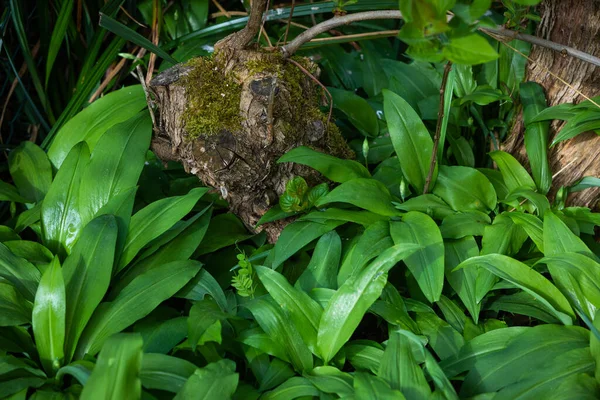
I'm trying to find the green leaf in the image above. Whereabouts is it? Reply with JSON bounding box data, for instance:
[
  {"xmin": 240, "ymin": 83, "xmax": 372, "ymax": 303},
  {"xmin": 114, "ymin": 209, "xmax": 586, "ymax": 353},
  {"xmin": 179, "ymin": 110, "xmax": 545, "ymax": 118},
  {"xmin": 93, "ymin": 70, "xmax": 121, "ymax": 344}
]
[
  {"xmin": 395, "ymin": 194, "xmax": 455, "ymax": 220},
  {"xmin": 0, "ymin": 355, "xmax": 46, "ymax": 397},
  {"xmin": 75, "ymin": 260, "xmax": 201, "ymax": 358},
  {"xmin": 78, "ymin": 112, "xmax": 152, "ymax": 229},
  {"xmin": 135, "ymin": 317, "xmax": 187, "ymax": 354},
  {"xmin": 63, "ymin": 215, "xmax": 118, "ymax": 363},
  {"xmin": 460, "ymin": 86, "xmax": 509, "ymax": 105},
  {"xmin": 569, "ymin": 176, "xmax": 600, "ymax": 193},
  {"xmin": 354, "ymin": 371, "xmax": 406, "ymax": 400},
  {"xmin": 390, "ymin": 212, "xmax": 444, "ymax": 303},
  {"xmin": 444, "ymin": 237, "xmax": 481, "ymax": 323},
  {"xmin": 304, "ymin": 366, "xmax": 354, "ymax": 397},
  {"xmin": 317, "ymin": 243, "xmax": 421, "ymax": 363},
  {"xmin": 41, "ymin": 142, "xmax": 90, "ymax": 256},
  {"xmin": 504, "ymin": 188, "xmax": 550, "ymax": 217},
  {"xmin": 99, "ymin": 13, "xmax": 178, "ymax": 64},
  {"xmin": 315, "ymin": 178, "xmax": 399, "ymax": 216},
  {"xmin": 329, "ymin": 87, "xmax": 379, "ymax": 137},
  {"xmin": 383, "ymin": 89, "xmax": 435, "ymax": 193},
  {"xmin": 0, "ymin": 180, "xmax": 29, "ymax": 203},
  {"xmin": 489, "ymin": 151, "xmax": 536, "ymax": 192},
  {"xmin": 543, "ymin": 211, "xmax": 594, "ymax": 258},
  {"xmin": 80, "ymin": 334, "xmax": 143, "ymax": 400},
  {"xmin": 460, "ymin": 325, "xmax": 589, "ymax": 396},
  {"xmin": 256, "ymin": 266, "xmax": 323, "ymax": 352},
  {"xmin": 45, "ymin": 0, "xmax": 75, "ymax": 85},
  {"xmin": 270, "ymin": 220, "xmax": 345, "ymax": 269},
  {"xmin": 337, "ymin": 220, "xmax": 393, "ymax": 286},
  {"xmin": 117, "ymin": 187, "xmax": 207, "ymax": 271},
  {"xmin": 0, "ymin": 282, "xmax": 32, "ymax": 326},
  {"xmin": 455, "ymin": 254, "xmax": 575, "ymax": 325},
  {"xmin": 278, "ymin": 146, "xmax": 370, "ymax": 183},
  {"xmin": 296, "ymin": 231, "xmax": 341, "ymax": 291},
  {"xmin": 424, "ymin": 350, "xmax": 459, "ymax": 400},
  {"xmin": 345, "ymin": 341, "xmax": 384, "ymax": 374},
  {"xmin": 246, "ymin": 298, "xmax": 313, "ymax": 372},
  {"xmin": 416, "ymin": 312, "xmax": 464, "ymax": 360},
  {"xmin": 261, "ymin": 377, "xmax": 319, "ymax": 400},
  {"xmin": 0, "ymin": 243, "xmax": 42, "ymax": 303},
  {"xmin": 521, "ymin": 82, "xmax": 551, "ymax": 194},
  {"xmin": 440, "ymin": 211, "xmax": 491, "ymax": 239},
  {"xmin": 140, "ymin": 353, "xmax": 197, "ymax": 393},
  {"xmin": 47, "ymin": 86, "xmax": 146, "ymax": 168},
  {"xmin": 299, "ymin": 208, "xmax": 387, "ymax": 226},
  {"xmin": 433, "ymin": 166, "xmax": 497, "ymax": 212},
  {"xmin": 188, "ymin": 298, "xmax": 229, "ymax": 350},
  {"xmin": 195, "ymin": 213, "xmax": 252, "ymax": 256},
  {"xmin": 486, "ymin": 292, "xmax": 562, "ymax": 324},
  {"xmin": 379, "ymin": 330, "xmax": 430, "ymax": 398},
  {"xmin": 444, "ymin": 34, "xmax": 499, "ymax": 65},
  {"xmin": 8, "ymin": 141, "xmax": 52, "ymax": 203},
  {"xmin": 32, "ymin": 257, "xmax": 65, "ymax": 375},
  {"xmin": 174, "ymin": 359, "xmax": 238, "ymax": 399}
]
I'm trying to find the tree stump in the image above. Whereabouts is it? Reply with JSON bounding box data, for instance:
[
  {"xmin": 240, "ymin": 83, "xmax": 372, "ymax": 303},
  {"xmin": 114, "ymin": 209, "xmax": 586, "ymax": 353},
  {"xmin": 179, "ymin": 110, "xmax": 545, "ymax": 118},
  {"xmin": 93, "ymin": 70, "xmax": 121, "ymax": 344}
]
[
  {"xmin": 503, "ymin": 0, "xmax": 600, "ymax": 209},
  {"xmin": 149, "ymin": 50, "xmax": 353, "ymax": 242}
]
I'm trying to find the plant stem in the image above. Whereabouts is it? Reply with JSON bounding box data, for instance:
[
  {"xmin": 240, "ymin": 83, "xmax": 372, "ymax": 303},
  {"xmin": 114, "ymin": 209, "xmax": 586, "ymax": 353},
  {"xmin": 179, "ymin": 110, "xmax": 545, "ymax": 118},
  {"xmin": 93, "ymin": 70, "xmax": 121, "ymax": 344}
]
[
  {"xmin": 423, "ymin": 61, "xmax": 452, "ymax": 195},
  {"xmin": 281, "ymin": 10, "xmax": 402, "ymax": 56},
  {"xmin": 214, "ymin": 0, "xmax": 268, "ymax": 51}
]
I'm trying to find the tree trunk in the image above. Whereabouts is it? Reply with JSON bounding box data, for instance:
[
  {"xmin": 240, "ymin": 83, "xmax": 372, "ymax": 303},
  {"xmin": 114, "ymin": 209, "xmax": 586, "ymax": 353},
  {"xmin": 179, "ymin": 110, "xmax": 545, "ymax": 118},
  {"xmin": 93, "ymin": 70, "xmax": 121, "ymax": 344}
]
[{"xmin": 503, "ymin": 0, "xmax": 600, "ymax": 209}]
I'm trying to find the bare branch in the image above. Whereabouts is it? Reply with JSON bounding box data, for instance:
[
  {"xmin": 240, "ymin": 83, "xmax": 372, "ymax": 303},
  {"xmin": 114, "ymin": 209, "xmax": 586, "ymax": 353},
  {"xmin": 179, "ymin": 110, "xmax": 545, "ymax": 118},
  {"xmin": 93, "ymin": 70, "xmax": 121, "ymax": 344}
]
[
  {"xmin": 214, "ymin": 0, "xmax": 268, "ymax": 51},
  {"xmin": 480, "ymin": 27, "xmax": 600, "ymax": 68},
  {"xmin": 281, "ymin": 10, "xmax": 402, "ymax": 57}
]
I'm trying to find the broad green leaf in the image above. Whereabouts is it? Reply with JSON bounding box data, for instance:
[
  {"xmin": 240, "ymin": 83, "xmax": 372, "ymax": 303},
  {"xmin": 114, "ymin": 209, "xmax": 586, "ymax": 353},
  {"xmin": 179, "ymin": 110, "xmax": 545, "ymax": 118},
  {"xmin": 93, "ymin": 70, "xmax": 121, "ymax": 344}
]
[
  {"xmin": 0, "ymin": 355, "xmax": 46, "ymax": 397},
  {"xmin": 329, "ymin": 87, "xmax": 379, "ymax": 137},
  {"xmin": 504, "ymin": 188, "xmax": 550, "ymax": 217},
  {"xmin": 278, "ymin": 146, "xmax": 370, "ymax": 183},
  {"xmin": 379, "ymin": 330, "xmax": 430, "ymax": 398},
  {"xmin": 487, "ymin": 292, "xmax": 562, "ymax": 324},
  {"xmin": 440, "ymin": 211, "xmax": 490, "ymax": 239},
  {"xmin": 0, "ymin": 243, "xmax": 41, "ymax": 301},
  {"xmin": 551, "ymin": 115, "xmax": 600, "ymax": 146},
  {"xmin": 395, "ymin": 194, "xmax": 455, "ymax": 220},
  {"xmin": 80, "ymin": 334, "xmax": 143, "ymax": 400},
  {"xmin": 78, "ymin": 112, "xmax": 152, "ymax": 229},
  {"xmin": 521, "ymin": 82, "xmax": 551, "ymax": 194},
  {"xmin": 569, "ymin": 176, "xmax": 600, "ymax": 193},
  {"xmin": 238, "ymin": 327, "xmax": 289, "ymax": 363},
  {"xmin": 504, "ymin": 212, "xmax": 543, "ymax": 252},
  {"xmin": 455, "ymin": 254, "xmax": 575, "ymax": 325},
  {"xmin": 424, "ymin": 350, "xmax": 459, "ymax": 400},
  {"xmin": 315, "ymin": 178, "xmax": 399, "ymax": 216},
  {"xmin": 444, "ymin": 34, "xmax": 499, "ymax": 65},
  {"xmin": 140, "ymin": 353, "xmax": 197, "ymax": 393},
  {"xmin": 317, "ymin": 243, "xmax": 421, "ymax": 363},
  {"xmin": 32, "ymin": 257, "xmax": 65, "ymax": 375},
  {"xmin": 194, "ymin": 213, "xmax": 252, "ymax": 256},
  {"xmin": 543, "ymin": 211, "xmax": 594, "ymax": 258},
  {"xmin": 345, "ymin": 341, "xmax": 384, "ymax": 374},
  {"xmin": 433, "ymin": 166, "xmax": 497, "ymax": 212},
  {"xmin": 135, "ymin": 317, "xmax": 187, "ymax": 354},
  {"xmin": 63, "ymin": 215, "xmax": 118, "ymax": 363},
  {"xmin": 444, "ymin": 237, "xmax": 481, "ymax": 323},
  {"xmin": 460, "ymin": 325, "xmax": 589, "ymax": 396},
  {"xmin": 0, "ymin": 282, "xmax": 32, "ymax": 326},
  {"xmin": 270, "ymin": 220, "xmax": 345, "ymax": 269},
  {"xmin": 3, "ymin": 241, "xmax": 51, "ymax": 267},
  {"xmin": 75, "ymin": 260, "xmax": 201, "ymax": 358},
  {"xmin": 41, "ymin": 142, "xmax": 90, "ymax": 256},
  {"xmin": 489, "ymin": 151, "xmax": 536, "ymax": 192},
  {"xmin": 246, "ymin": 298, "xmax": 313, "ymax": 372},
  {"xmin": 304, "ymin": 366, "xmax": 354, "ymax": 397},
  {"xmin": 299, "ymin": 208, "xmax": 387, "ymax": 226},
  {"xmin": 296, "ymin": 231, "xmax": 341, "ymax": 291},
  {"xmin": 460, "ymin": 86, "xmax": 509, "ymax": 105},
  {"xmin": 48, "ymin": 86, "xmax": 146, "ymax": 168},
  {"xmin": 540, "ymin": 253, "xmax": 600, "ymax": 323},
  {"xmin": 354, "ymin": 371, "xmax": 406, "ymax": 400},
  {"xmin": 440, "ymin": 327, "xmax": 528, "ymax": 378},
  {"xmin": 391, "ymin": 212, "xmax": 444, "ymax": 303},
  {"xmin": 170, "ymin": 359, "xmax": 230, "ymax": 400},
  {"xmin": 256, "ymin": 266, "xmax": 323, "ymax": 352},
  {"xmin": 177, "ymin": 269, "xmax": 227, "ymax": 312},
  {"xmin": 117, "ymin": 187, "xmax": 208, "ymax": 271},
  {"xmin": 416, "ymin": 312, "xmax": 464, "ymax": 360},
  {"xmin": 8, "ymin": 141, "xmax": 52, "ymax": 203},
  {"xmin": 384, "ymin": 89, "xmax": 435, "ymax": 193},
  {"xmin": 481, "ymin": 213, "xmax": 529, "ymax": 256},
  {"xmin": 0, "ymin": 180, "xmax": 28, "ymax": 203},
  {"xmin": 337, "ymin": 220, "xmax": 393, "ymax": 286},
  {"xmin": 261, "ymin": 377, "xmax": 319, "ymax": 400},
  {"xmin": 188, "ymin": 298, "xmax": 229, "ymax": 350},
  {"xmin": 14, "ymin": 203, "xmax": 41, "ymax": 233}
]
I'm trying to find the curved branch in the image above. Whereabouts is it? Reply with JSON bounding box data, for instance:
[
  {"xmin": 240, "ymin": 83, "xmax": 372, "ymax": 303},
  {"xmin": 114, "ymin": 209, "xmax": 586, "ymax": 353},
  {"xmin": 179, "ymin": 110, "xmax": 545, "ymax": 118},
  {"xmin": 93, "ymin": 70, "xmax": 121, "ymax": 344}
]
[
  {"xmin": 215, "ymin": 0, "xmax": 268, "ymax": 51},
  {"xmin": 480, "ymin": 27, "xmax": 600, "ymax": 68},
  {"xmin": 281, "ymin": 10, "xmax": 402, "ymax": 57}
]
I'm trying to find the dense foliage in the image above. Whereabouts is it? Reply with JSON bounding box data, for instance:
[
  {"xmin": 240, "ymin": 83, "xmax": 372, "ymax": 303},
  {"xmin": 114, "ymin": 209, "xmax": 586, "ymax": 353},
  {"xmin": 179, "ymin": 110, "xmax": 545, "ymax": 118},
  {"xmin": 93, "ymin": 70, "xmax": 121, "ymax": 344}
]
[{"xmin": 1, "ymin": 0, "xmax": 600, "ymax": 399}]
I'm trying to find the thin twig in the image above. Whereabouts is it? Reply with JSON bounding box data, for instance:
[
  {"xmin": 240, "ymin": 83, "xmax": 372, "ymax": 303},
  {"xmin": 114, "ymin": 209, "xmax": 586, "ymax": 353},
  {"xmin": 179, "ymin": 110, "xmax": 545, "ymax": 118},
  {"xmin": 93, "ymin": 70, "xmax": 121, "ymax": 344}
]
[
  {"xmin": 120, "ymin": 5, "xmax": 147, "ymax": 27},
  {"xmin": 286, "ymin": 58, "xmax": 333, "ymax": 126},
  {"xmin": 146, "ymin": 0, "xmax": 161, "ymax": 85},
  {"xmin": 136, "ymin": 65, "xmax": 157, "ymax": 130},
  {"xmin": 89, "ymin": 47, "xmax": 145, "ymax": 102},
  {"xmin": 211, "ymin": 0, "xmax": 231, "ymax": 18},
  {"xmin": 480, "ymin": 27, "xmax": 600, "ymax": 68},
  {"xmin": 211, "ymin": 11, "xmax": 247, "ymax": 18},
  {"xmin": 423, "ymin": 61, "xmax": 452, "ymax": 195},
  {"xmin": 283, "ymin": 0, "xmax": 295, "ymax": 45},
  {"xmin": 281, "ymin": 10, "xmax": 402, "ymax": 56}
]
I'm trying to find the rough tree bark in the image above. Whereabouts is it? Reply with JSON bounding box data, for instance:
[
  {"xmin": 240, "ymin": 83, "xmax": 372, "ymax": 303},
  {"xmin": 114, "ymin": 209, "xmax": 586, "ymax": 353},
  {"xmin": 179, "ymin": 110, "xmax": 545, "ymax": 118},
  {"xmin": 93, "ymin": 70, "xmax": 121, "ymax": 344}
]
[
  {"xmin": 148, "ymin": 1, "xmax": 353, "ymax": 242},
  {"xmin": 503, "ymin": 0, "xmax": 600, "ymax": 209}
]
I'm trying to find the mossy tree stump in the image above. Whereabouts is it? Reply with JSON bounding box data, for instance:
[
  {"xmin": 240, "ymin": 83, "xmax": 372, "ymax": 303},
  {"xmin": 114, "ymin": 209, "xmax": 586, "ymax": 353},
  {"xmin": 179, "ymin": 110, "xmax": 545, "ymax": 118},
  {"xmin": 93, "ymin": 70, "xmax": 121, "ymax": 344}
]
[{"xmin": 149, "ymin": 50, "xmax": 353, "ymax": 241}]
